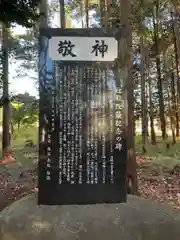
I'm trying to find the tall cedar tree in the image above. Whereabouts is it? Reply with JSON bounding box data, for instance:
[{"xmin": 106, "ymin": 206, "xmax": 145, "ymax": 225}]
[{"xmin": 0, "ymin": 0, "xmax": 41, "ymax": 153}]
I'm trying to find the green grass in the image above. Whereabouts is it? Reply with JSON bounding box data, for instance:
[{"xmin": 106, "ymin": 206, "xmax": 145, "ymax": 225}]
[
  {"xmin": 0, "ymin": 126, "xmax": 38, "ymax": 180},
  {"xmin": 1, "ymin": 127, "xmax": 179, "ymax": 177},
  {"xmin": 11, "ymin": 126, "xmax": 38, "ymax": 147},
  {"xmin": 136, "ymin": 136, "xmax": 180, "ymax": 171}
]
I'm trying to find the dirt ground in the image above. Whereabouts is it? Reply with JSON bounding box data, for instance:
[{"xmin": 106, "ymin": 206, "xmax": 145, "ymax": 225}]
[
  {"xmin": 137, "ymin": 158, "xmax": 180, "ymax": 210},
  {"xmin": 0, "ymin": 158, "xmax": 180, "ymax": 212}
]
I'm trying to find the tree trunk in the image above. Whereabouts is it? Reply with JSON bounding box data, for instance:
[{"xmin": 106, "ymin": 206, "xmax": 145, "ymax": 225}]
[
  {"xmin": 100, "ymin": 0, "xmax": 105, "ymax": 27},
  {"xmin": 145, "ymin": 45, "xmax": 156, "ymax": 144},
  {"xmin": 170, "ymin": 72, "xmax": 176, "ymax": 144},
  {"xmin": 80, "ymin": 0, "xmax": 85, "ymax": 28},
  {"xmin": 10, "ymin": 121, "xmax": 14, "ymax": 137},
  {"xmin": 171, "ymin": 11, "xmax": 180, "ymax": 137},
  {"xmin": 170, "ymin": 116, "xmax": 176, "ymax": 145},
  {"xmin": 153, "ymin": 2, "xmax": 166, "ymax": 139},
  {"xmin": 39, "ymin": 0, "xmax": 48, "ymax": 143},
  {"xmin": 120, "ymin": 0, "xmax": 138, "ymax": 195},
  {"xmin": 2, "ymin": 25, "xmax": 10, "ymax": 155},
  {"xmin": 155, "ymin": 49, "xmax": 166, "ymax": 140},
  {"xmin": 59, "ymin": 0, "xmax": 65, "ymax": 28},
  {"xmin": 140, "ymin": 36, "xmax": 148, "ymax": 153},
  {"xmin": 85, "ymin": 0, "xmax": 89, "ymax": 27},
  {"xmin": 171, "ymin": 0, "xmax": 180, "ymax": 98},
  {"xmin": 148, "ymin": 76, "xmax": 156, "ymax": 144}
]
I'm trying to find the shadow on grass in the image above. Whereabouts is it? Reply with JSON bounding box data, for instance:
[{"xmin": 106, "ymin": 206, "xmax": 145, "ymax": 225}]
[{"xmin": 136, "ymin": 137, "xmax": 180, "ymax": 175}]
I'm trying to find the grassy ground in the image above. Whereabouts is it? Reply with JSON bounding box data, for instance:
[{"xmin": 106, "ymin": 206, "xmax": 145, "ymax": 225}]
[
  {"xmin": 11, "ymin": 127, "xmax": 38, "ymax": 160},
  {"xmin": 0, "ymin": 127, "xmax": 38, "ymax": 211},
  {"xmin": 1, "ymin": 129, "xmax": 180, "ymax": 176},
  {"xmin": 0, "ymin": 128, "xmax": 180, "ymax": 211},
  {"xmin": 136, "ymin": 136, "xmax": 180, "ymax": 172},
  {"xmin": 135, "ymin": 136, "xmax": 180, "ymax": 210},
  {"xmin": 0, "ymin": 126, "xmax": 38, "ymax": 180}
]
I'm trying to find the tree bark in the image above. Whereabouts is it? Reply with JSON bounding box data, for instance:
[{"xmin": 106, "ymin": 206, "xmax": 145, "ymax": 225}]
[
  {"xmin": 100, "ymin": 0, "xmax": 105, "ymax": 27},
  {"xmin": 85, "ymin": 0, "xmax": 89, "ymax": 28},
  {"xmin": 39, "ymin": 0, "xmax": 48, "ymax": 143},
  {"xmin": 170, "ymin": 72, "xmax": 176, "ymax": 144},
  {"xmin": 2, "ymin": 25, "xmax": 10, "ymax": 155},
  {"xmin": 171, "ymin": 11, "xmax": 180, "ymax": 137},
  {"xmin": 140, "ymin": 36, "xmax": 148, "ymax": 153},
  {"xmin": 145, "ymin": 45, "xmax": 156, "ymax": 144},
  {"xmin": 80, "ymin": 0, "xmax": 85, "ymax": 28},
  {"xmin": 59, "ymin": 0, "xmax": 66, "ymax": 28},
  {"xmin": 153, "ymin": 1, "xmax": 166, "ymax": 139},
  {"xmin": 148, "ymin": 75, "xmax": 156, "ymax": 144},
  {"xmin": 120, "ymin": 0, "xmax": 138, "ymax": 195}
]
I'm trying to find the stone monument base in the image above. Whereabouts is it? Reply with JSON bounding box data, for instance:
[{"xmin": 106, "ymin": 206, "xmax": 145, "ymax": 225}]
[{"xmin": 0, "ymin": 193, "xmax": 180, "ymax": 240}]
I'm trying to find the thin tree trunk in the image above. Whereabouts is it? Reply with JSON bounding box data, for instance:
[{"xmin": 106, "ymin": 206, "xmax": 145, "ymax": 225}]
[
  {"xmin": 10, "ymin": 121, "xmax": 14, "ymax": 138},
  {"xmin": 100, "ymin": 0, "xmax": 105, "ymax": 27},
  {"xmin": 170, "ymin": 72, "xmax": 176, "ymax": 144},
  {"xmin": 156, "ymin": 53, "xmax": 166, "ymax": 139},
  {"xmin": 163, "ymin": 58, "xmax": 174, "ymax": 147},
  {"xmin": 85, "ymin": 0, "xmax": 89, "ymax": 28},
  {"xmin": 80, "ymin": 0, "xmax": 85, "ymax": 28},
  {"xmin": 2, "ymin": 25, "xmax": 10, "ymax": 155},
  {"xmin": 148, "ymin": 75, "xmax": 156, "ymax": 144},
  {"xmin": 17, "ymin": 99, "xmax": 20, "ymax": 130},
  {"xmin": 120, "ymin": 0, "xmax": 138, "ymax": 195},
  {"xmin": 39, "ymin": 0, "xmax": 48, "ymax": 27},
  {"xmin": 140, "ymin": 36, "xmax": 148, "ymax": 153},
  {"xmin": 171, "ymin": 11, "xmax": 180, "ymax": 137},
  {"xmin": 39, "ymin": 0, "xmax": 48, "ymax": 143},
  {"xmin": 153, "ymin": 2, "xmax": 166, "ymax": 139},
  {"xmin": 171, "ymin": 0, "xmax": 180, "ymax": 63},
  {"xmin": 167, "ymin": 82, "xmax": 176, "ymax": 145},
  {"xmin": 59, "ymin": 0, "xmax": 65, "ymax": 28},
  {"xmin": 145, "ymin": 46, "xmax": 156, "ymax": 144},
  {"xmin": 171, "ymin": 0, "xmax": 180, "ymax": 102},
  {"xmin": 170, "ymin": 115, "xmax": 176, "ymax": 145}
]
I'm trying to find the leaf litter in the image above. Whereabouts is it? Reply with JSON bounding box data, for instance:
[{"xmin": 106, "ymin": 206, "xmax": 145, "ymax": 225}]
[{"xmin": 0, "ymin": 156, "xmax": 179, "ymax": 212}]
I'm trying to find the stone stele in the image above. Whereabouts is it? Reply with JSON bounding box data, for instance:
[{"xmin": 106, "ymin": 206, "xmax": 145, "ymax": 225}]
[{"xmin": 0, "ymin": 193, "xmax": 180, "ymax": 240}]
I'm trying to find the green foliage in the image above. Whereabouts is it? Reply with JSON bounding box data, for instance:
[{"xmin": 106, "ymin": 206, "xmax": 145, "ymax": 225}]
[
  {"xmin": 0, "ymin": 0, "xmax": 41, "ymax": 27},
  {"xmin": 11, "ymin": 93, "xmax": 38, "ymax": 131},
  {"xmin": 13, "ymin": 31, "xmax": 38, "ymax": 75}
]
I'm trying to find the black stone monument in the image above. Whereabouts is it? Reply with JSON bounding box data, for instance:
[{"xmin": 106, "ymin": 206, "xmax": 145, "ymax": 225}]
[{"xmin": 38, "ymin": 28, "xmax": 127, "ymax": 205}]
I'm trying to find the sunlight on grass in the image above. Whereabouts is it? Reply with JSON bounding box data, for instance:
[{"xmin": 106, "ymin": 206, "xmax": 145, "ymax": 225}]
[
  {"xmin": 0, "ymin": 126, "xmax": 38, "ymax": 176},
  {"xmin": 1, "ymin": 128, "xmax": 179, "ymax": 173},
  {"xmin": 136, "ymin": 136, "xmax": 180, "ymax": 170},
  {"xmin": 11, "ymin": 126, "xmax": 38, "ymax": 148}
]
